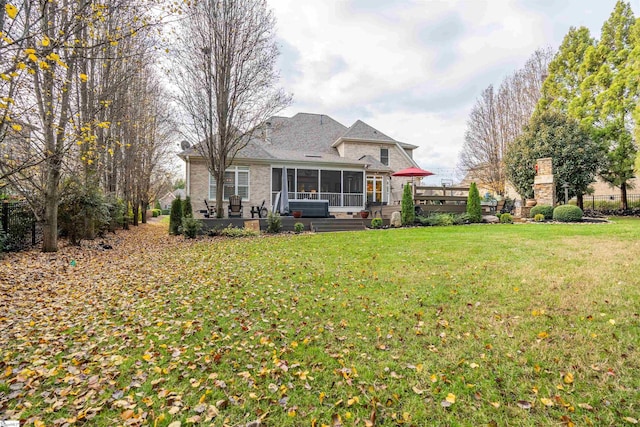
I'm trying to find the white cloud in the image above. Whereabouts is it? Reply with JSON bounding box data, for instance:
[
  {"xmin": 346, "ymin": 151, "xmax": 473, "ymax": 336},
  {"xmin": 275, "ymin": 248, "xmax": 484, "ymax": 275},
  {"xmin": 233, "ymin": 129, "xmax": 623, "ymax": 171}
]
[{"xmin": 270, "ymin": 0, "xmax": 637, "ymax": 182}]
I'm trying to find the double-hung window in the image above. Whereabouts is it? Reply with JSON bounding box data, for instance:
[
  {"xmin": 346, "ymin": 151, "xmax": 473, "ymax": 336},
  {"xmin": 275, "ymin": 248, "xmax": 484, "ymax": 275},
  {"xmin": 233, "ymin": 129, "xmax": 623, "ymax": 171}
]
[
  {"xmin": 209, "ymin": 166, "xmax": 249, "ymax": 200},
  {"xmin": 380, "ymin": 148, "xmax": 389, "ymax": 166}
]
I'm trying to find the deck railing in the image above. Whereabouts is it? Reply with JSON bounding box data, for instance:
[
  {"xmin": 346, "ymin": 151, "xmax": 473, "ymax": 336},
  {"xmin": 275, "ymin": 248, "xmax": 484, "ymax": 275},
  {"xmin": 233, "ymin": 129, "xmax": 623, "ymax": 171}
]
[{"xmin": 272, "ymin": 192, "xmax": 363, "ymax": 208}]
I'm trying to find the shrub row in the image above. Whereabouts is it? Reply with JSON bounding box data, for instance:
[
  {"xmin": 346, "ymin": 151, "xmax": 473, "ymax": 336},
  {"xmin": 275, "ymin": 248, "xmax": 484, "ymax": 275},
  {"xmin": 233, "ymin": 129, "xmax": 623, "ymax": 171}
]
[{"xmin": 529, "ymin": 204, "xmax": 583, "ymax": 222}]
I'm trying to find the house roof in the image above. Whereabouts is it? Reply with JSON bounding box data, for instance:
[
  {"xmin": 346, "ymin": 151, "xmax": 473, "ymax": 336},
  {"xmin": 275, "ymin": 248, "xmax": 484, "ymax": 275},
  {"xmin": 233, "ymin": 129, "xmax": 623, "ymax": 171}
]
[
  {"xmin": 179, "ymin": 113, "xmax": 419, "ymax": 169},
  {"xmin": 341, "ymin": 120, "xmax": 396, "ymax": 143}
]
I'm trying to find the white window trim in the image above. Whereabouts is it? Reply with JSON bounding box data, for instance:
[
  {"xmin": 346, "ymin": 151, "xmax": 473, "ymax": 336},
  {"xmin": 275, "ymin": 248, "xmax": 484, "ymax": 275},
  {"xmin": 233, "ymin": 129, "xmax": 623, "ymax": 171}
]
[{"xmin": 209, "ymin": 166, "xmax": 250, "ymax": 201}]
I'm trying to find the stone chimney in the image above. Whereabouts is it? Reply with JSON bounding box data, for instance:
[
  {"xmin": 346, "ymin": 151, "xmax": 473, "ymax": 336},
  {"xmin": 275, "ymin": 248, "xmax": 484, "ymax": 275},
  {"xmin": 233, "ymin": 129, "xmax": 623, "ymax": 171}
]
[{"xmin": 534, "ymin": 157, "xmax": 555, "ymax": 206}]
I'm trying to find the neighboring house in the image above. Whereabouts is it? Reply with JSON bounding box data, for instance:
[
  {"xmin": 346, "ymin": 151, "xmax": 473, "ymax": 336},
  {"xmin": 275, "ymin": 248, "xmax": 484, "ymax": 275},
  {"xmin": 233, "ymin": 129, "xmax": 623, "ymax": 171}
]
[
  {"xmin": 158, "ymin": 189, "xmax": 186, "ymax": 210},
  {"xmin": 179, "ymin": 113, "xmax": 419, "ymax": 218}
]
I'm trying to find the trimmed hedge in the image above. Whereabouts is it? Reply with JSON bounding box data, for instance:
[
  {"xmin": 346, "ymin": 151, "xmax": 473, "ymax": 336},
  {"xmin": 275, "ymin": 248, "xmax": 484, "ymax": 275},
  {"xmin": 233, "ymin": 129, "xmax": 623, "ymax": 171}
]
[
  {"xmin": 530, "ymin": 204, "xmax": 553, "ymax": 219},
  {"xmin": 553, "ymin": 205, "xmax": 583, "ymax": 222}
]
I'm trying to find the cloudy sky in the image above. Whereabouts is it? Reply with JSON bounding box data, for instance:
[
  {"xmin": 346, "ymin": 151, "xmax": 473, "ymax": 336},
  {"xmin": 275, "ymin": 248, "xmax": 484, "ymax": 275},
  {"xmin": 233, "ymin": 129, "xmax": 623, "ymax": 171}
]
[{"xmin": 269, "ymin": 0, "xmax": 638, "ymax": 184}]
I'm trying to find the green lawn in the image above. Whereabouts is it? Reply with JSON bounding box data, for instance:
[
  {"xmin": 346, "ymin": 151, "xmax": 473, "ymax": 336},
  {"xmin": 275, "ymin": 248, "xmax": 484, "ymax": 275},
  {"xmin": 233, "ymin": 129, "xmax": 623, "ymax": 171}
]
[{"xmin": 1, "ymin": 219, "xmax": 639, "ymax": 426}]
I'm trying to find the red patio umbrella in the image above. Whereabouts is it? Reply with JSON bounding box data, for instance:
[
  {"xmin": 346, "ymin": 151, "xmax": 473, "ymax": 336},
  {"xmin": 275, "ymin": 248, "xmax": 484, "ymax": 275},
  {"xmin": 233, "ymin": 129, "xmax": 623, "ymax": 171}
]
[
  {"xmin": 391, "ymin": 166, "xmax": 435, "ymax": 177},
  {"xmin": 392, "ymin": 167, "xmax": 435, "ymax": 198}
]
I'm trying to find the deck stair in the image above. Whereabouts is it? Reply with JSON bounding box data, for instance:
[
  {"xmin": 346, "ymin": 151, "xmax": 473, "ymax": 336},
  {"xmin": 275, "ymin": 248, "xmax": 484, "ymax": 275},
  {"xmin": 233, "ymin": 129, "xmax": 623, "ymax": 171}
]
[{"xmin": 310, "ymin": 219, "xmax": 368, "ymax": 232}]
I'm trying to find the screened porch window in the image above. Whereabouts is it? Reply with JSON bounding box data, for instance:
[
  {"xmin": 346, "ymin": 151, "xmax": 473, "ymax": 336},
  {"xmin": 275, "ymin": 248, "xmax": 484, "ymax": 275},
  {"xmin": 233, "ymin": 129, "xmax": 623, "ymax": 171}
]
[{"xmin": 209, "ymin": 166, "xmax": 249, "ymax": 200}]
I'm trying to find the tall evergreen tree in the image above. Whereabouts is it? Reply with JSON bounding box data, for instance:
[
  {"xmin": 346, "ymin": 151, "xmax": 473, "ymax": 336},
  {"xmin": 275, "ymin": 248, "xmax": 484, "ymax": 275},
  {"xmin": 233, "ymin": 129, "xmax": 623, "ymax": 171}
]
[
  {"xmin": 537, "ymin": 26, "xmax": 595, "ymax": 121},
  {"xmin": 466, "ymin": 183, "xmax": 482, "ymax": 223},
  {"xmin": 579, "ymin": 1, "xmax": 637, "ymax": 209},
  {"xmin": 401, "ymin": 183, "xmax": 415, "ymax": 226}
]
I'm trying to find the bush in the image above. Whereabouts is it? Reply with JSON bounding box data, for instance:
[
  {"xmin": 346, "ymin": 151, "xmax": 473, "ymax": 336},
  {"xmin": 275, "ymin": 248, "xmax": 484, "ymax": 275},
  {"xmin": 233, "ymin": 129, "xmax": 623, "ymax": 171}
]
[
  {"xmin": 530, "ymin": 204, "xmax": 554, "ymax": 219},
  {"xmin": 453, "ymin": 213, "xmax": 471, "ymax": 225},
  {"xmin": 534, "ymin": 213, "xmax": 545, "ymax": 222},
  {"xmin": 401, "ymin": 183, "xmax": 415, "ymax": 226},
  {"xmin": 500, "ymin": 213, "xmax": 513, "ymax": 223},
  {"xmin": 370, "ymin": 218, "xmax": 383, "ymax": 229},
  {"xmin": 266, "ymin": 212, "xmax": 282, "ymax": 234},
  {"xmin": 181, "ymin": 216, "xmax": 202, "ymax": 238},
  {"xmin": 183, "ymin": 196, "xmax": 193, "ymax": 218},
  {"xmin": 169, "ymin": 196, "xmax": 183, "ymax": 235},
  {"xmin": 294, "ymin": 222, "xmax": 305, "ymax": 233},
  {"xmin": 161, "ymin": 209, "xmax": 170, "ymax": 215},
  {"xmin": 553, "ymin": 205, "xmax": 583, "ymax": 222},
  {"xmin": 58, "ymin": 181, "xmax": 110, "ymax": 244},
  {"xmin": 466, "ymin": 182, "xmax": 482, "ymax": 223},
  {"xmin": 154, "ymin": 200, "xmax": 162, "ymax": 210},
  {"xmin": 152, "ymin": 209, "xmax": 162, "ymax": 217},
  {"xmin": 420, "ymin": 213, "xmax": 455, "ymax": 227},
  {"xmin": 218, "ymin": 225, "xmax": 259, "ymax": 238}
]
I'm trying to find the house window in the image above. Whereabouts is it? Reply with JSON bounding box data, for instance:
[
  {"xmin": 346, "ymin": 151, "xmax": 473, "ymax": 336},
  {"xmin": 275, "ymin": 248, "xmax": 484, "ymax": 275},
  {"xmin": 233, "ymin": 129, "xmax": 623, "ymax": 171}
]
[
  {"xmin": 380, "ymin": 148, "xmax": 389, "ymax": 166},
  {"xmin": 209, "ymin": 166, "xmax": 249, "ymax": 200}
]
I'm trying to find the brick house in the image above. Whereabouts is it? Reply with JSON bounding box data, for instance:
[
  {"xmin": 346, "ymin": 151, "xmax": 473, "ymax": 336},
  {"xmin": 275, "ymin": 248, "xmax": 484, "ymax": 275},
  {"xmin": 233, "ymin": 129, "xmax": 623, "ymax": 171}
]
[{"xmin": 179, "ymin": 113, "xmax": 419, "ymax": 218}]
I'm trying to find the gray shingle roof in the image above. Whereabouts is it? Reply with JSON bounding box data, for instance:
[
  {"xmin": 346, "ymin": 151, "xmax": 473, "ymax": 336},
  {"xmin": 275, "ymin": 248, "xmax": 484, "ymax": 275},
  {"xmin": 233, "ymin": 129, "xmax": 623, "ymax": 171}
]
[
  {"xmin": 178, "ymin": 113, "xmax": 418, "ymax": 165},
  {"xmin": 341, "ymin": 120, "xmax": 397, "ymax": 142},
  {"xmin": 266, "ymin": 113, "xmax": 347, "ymax": 154}
]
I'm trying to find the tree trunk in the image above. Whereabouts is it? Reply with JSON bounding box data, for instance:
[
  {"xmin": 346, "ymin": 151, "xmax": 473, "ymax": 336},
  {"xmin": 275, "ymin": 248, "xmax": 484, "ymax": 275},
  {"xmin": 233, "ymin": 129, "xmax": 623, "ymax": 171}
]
[
  {"xmin": 215, "ymin": 172, "xmax": 224, "ymax": 218},
  {"xmin": 141, "ymin": 199, "xmax": 148, "ymax": 224},
  {"xmin": 621, "ymin": 182, "xmax": 628, "ymax": 210},
  {"xmin": 577, "ymin": 193, "xmax": 584, "ymax": 211},
  {"xmin": 42, "ymin": 177, "xmax": 59, "ymax": 252},
  {"xmin": 133, "ymin": 202, "xmax": 139, "ymax": 226}
]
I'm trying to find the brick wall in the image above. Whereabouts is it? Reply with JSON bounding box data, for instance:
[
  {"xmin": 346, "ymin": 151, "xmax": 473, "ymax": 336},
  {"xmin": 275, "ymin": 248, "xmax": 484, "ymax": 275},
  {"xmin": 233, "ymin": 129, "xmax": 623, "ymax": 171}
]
[{"xmin": 188, "ymin": 159, "xmax": 271, "ymax": 218}]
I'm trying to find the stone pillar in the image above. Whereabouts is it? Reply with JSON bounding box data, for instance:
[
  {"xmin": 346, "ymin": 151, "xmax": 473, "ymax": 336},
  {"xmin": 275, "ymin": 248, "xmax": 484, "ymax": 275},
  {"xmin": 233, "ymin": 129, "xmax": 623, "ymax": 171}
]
[{"xmin": 533, "ymin": 157, "xmax": 555, "ymax": 206}]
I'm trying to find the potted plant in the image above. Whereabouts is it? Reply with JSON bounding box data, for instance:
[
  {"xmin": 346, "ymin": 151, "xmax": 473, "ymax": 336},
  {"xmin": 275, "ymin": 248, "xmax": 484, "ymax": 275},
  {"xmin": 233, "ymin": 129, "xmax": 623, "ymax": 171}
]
[
  {"xmin": 360, "ymin": 210, "xmax": 369, "ymax": 219},
  {"xmin": 292, "ymin": 210, "xmax": 302, "ymax": 218}
]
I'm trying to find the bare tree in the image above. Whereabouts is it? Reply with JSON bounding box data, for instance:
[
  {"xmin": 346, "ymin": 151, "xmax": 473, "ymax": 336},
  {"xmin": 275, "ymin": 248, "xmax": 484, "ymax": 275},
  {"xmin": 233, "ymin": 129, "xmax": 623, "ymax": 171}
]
[
  {"xmin": 171, "ymin": 0, "xmax": 291, "ymax": 218},
  {"xmin": 0, "ymin": 0, "xmax": 168, "ymax": 250},
  {"xmin": 458, "ymin": 48, "xmax": 553, "ymax": 196}
]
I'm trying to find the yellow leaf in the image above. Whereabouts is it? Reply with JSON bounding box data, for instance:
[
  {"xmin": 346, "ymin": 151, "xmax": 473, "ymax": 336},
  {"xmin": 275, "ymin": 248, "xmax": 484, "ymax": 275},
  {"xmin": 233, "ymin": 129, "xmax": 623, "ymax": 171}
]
[
  {"xmin": 540, "ymin": 397, "xmax": 554, "ymax": 407},
  {"xmin": 563, "ymin": 372, "xmax": 574, "ymax": 384},
  {"xmin": 41, "ymin": 36, "xmax": 50, "ymax": 46},
  {"xmin": 11, "ymin": 124, "xmax": 22, "ymax": 132},
  {"xmin": 537, "ymin": 331, "xmax": 549, "ymax": 339},
  {"xmin": 28, "ymin": 53, "xmax": 38, "ymax": 62},
  {"xmin": 5, "ymin": 4, "xmax": 18, "ymax": 19},
  {"xmin": 39, "ymin": 61, "xmax": 49, "ymax": 70},
  {"xmin": 79, "ymin": 73, "xmax": 88, "ymax": 82},
  {"xmin": 430, "ymin": 374, "xmax": 438, "ymax": 383},
  {"xmin": 623, "ymin": 417, "xmax": 638, "ymax": 424},
  {"xmin": 445, "ymin": 393, "xmax": 456, "ymax": 403},
  {"xmin": 609, "ymin": 319, "xmax": 616, "ymax": 325}
]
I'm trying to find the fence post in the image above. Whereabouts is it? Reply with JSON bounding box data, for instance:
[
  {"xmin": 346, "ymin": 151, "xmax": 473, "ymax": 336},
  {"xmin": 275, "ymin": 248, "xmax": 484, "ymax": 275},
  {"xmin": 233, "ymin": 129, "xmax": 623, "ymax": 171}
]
[{"xmin": 1, "ymin": 202, "xmax": 8, "ymax": 234}]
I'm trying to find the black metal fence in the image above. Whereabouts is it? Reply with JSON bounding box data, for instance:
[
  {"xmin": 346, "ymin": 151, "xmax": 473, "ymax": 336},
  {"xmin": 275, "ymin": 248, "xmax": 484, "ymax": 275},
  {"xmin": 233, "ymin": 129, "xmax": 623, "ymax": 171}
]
[
  {"xmin": 1, "ymin": 201, "xmax": 42, "ymax": 252},
  {"xmin": 582, "ymin": 194, "xmax": 640, "ymax": 210}
]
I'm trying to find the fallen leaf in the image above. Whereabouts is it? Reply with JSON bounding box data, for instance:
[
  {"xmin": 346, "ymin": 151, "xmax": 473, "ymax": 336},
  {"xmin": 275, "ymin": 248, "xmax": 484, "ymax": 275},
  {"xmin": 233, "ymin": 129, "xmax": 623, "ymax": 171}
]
[
  {"xmin": 563, "ymin": 372, "xmax": 574, "ymax": 384},
  {"xmin": 517, "ymin": 400, "xmax": 532, "ymax": 410},
  {"xmin": 540, "ymin": 397, "xmax": 554, "ymax": 407}
]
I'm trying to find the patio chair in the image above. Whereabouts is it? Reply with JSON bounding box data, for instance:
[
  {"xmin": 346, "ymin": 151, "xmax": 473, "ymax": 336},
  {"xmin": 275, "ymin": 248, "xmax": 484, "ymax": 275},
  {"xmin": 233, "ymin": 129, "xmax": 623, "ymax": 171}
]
[
  {"xmin": 228, "ymin": 195, "xmax": 243, "ymax": 218},
  {"xmin": 200, "ymin": 199, "xmax": 211, "ymax": 218},
  {"xmin": 250, "ymin": 200, "xmax": 268, "ymax": 218}
]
